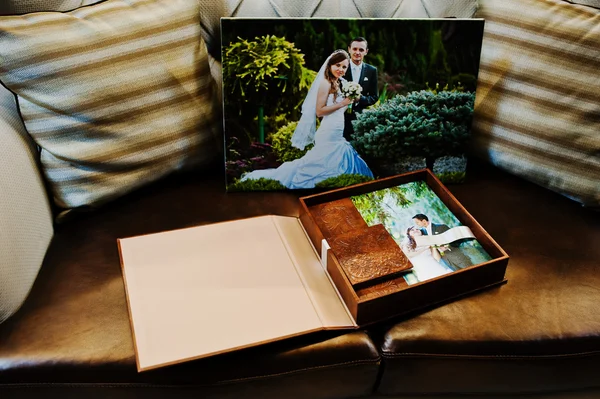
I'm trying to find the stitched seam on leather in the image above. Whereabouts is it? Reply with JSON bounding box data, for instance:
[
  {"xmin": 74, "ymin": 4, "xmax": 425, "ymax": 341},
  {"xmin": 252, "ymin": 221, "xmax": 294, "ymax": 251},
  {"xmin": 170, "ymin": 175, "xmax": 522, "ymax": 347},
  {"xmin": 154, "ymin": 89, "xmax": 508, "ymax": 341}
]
[{"xmin": 381, "ymin": 350, "xmax": 600, "ymax": 359}]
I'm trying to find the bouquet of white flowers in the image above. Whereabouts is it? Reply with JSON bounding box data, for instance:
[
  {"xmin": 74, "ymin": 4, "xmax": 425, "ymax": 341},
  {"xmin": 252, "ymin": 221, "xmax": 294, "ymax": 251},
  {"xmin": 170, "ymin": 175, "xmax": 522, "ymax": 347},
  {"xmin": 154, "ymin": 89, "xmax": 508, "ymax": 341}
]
[{"xmin": 340, "ymin": 80, "xmax": 362, "ymax": 113}]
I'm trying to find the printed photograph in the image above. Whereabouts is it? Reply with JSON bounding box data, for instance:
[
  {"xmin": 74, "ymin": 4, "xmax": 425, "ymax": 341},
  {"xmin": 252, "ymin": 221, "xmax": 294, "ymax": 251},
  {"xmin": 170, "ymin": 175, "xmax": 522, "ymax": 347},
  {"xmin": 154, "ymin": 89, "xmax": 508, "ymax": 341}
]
[
  {"xmin": 350, "ymin": 181, "xmax": 492, "ymax": 284},
  {"xmin": 221, "ymin": 18, "xmax": 485, "ymax": 191}
]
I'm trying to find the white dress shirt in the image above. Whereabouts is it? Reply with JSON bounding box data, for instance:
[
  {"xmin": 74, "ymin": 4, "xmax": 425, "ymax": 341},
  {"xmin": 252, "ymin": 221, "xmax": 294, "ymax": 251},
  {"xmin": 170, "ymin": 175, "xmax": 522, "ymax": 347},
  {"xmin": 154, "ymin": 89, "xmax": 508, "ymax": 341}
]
[{"xmin": 351, "ymin": 62, "xmax": 362, "ymax": 83}]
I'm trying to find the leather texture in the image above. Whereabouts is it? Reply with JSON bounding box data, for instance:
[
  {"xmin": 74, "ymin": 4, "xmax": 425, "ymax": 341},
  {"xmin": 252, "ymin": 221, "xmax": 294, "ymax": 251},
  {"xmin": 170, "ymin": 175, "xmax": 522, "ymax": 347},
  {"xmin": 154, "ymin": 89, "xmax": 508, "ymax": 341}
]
[
  {"xmin": 377, "ymin": 162, "xmax": 600, "ymax": 395},
  {"xmin": 0, "ymin": 164, "xmax": 380, "ymax": 398},
  {"xmin": 1, "ymin": 1, "xmax": 598, "ymax": 397},
  {"xmin": 2, "ymin": 161, "xmax": 599, "ymax": 398}
]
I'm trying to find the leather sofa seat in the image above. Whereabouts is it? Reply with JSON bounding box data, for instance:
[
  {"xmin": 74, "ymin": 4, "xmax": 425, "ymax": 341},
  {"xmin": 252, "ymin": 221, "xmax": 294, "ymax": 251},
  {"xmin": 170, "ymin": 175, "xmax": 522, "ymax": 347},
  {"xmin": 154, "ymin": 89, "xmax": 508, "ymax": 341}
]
[
  {"xmin": 377, "ymin": 163, "xmax": 600, "ymax": 396},
  {"xmin": 0, "ymin": 164, "xmax": 380, "ymax": 399},
  {"xmin": 2, "ymin": 161, "xmax": 599, "ymax": 398}
]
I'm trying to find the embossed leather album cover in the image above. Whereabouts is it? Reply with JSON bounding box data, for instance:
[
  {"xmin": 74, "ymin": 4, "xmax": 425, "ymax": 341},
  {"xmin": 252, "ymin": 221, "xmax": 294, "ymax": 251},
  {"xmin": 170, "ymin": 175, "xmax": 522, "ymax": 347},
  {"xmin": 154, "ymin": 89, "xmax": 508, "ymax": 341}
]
[{"xmin": 328, "ymin": 224, "xmax": 412, "ymax": 287}]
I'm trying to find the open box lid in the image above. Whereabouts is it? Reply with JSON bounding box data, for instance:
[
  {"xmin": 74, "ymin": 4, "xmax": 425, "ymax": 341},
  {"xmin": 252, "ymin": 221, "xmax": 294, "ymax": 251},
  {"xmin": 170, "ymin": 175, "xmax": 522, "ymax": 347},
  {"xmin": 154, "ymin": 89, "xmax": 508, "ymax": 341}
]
[{"xmin": 118, "ymin": 215, "xmax": 357, "ymax": 372}]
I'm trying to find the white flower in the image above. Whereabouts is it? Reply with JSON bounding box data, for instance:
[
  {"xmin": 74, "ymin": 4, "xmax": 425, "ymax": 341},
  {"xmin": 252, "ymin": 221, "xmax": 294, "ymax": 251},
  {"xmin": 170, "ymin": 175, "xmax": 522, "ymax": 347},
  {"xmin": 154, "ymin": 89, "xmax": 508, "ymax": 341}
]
[{"xmin": 341, "ymin": 81, "xmax": 362, "ymax": 100}]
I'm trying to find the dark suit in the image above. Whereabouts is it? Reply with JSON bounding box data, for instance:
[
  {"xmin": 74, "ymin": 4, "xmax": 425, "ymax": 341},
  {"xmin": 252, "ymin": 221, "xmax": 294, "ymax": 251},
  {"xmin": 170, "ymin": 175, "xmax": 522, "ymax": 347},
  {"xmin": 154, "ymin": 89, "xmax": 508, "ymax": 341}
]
[
  {"xmin": 424, "ymin": 223, "xmax": 472, "ymax": 271},
  {"xmin": 431, "ymin": 223, "xmax": 449, "ymax": 235},
  {"xmin": 343, "ymin": 62, "xmax": 378, "ymax": 141}
]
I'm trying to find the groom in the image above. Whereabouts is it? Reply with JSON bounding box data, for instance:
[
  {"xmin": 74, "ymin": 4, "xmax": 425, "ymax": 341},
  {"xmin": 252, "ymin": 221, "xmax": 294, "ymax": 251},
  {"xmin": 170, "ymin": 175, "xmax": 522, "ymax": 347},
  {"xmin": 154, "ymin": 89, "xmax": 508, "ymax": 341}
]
[
  {"xmin": 412, "ymin": 213, "xmax": 472, "ymax": 271},
  {"xmin": 343, "ymin": 37, "xmax": 379, "ymax": 141}
]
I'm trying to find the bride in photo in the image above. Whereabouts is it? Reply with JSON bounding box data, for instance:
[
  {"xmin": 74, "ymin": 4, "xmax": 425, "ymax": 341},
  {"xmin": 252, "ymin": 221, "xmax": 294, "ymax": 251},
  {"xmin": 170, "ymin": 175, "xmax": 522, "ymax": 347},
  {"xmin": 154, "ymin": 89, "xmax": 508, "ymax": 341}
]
[
  {"xmin": 402, "ymin": 226, "xmax": 453, "ymax": 283},
  {"xmin": 241, "ymin": 49, "xmax": 373, "ymax": 188}
]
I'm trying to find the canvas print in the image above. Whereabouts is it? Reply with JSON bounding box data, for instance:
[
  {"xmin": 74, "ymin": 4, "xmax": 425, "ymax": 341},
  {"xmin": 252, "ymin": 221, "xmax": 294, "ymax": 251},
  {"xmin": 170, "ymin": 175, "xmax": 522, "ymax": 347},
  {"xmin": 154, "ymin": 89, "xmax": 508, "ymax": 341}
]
[
  {"xmin": 350, "ymin": 181, "xmax": 492, "ymax": 284},
  {"xmin": 221, "ymin": 18, "xmax": 485, "ymax": 191}
]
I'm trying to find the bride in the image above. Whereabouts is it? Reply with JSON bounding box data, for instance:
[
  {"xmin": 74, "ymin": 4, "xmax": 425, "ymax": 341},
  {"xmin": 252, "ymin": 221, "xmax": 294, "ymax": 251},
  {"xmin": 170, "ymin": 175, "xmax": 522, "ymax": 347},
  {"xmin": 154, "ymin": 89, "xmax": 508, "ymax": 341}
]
[
  {"xmin": 241, "ymin": 49, "xmax": 373, "ymax": 188},
  {"xmin": 402, "ymin": 226, "xmax": 453, "ymax": 283}
]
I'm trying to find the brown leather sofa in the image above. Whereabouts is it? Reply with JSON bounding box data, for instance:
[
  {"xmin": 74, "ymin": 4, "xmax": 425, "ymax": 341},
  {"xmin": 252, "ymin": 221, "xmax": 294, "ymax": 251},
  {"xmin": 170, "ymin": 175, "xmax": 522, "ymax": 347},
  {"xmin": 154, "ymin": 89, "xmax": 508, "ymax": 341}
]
[
  {"xmin": 1, "ymin": 159, "xmax": 599, "ymax": 399},
  {"xmin": 2, "ymin": 0, "xmax": 599, "ymax": 397}
]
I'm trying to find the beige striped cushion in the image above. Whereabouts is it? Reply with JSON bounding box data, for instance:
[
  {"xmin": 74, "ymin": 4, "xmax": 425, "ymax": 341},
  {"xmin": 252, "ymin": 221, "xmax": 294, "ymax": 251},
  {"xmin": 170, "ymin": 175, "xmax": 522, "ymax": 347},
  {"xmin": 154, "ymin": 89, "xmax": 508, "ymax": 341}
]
[
  {"xmin": 0, "ymin": 0, "xmax": 218, "ymax": 211},
  {"xmin": 472, "ymin": 0, "xmax": 600, "ymax": 207}
]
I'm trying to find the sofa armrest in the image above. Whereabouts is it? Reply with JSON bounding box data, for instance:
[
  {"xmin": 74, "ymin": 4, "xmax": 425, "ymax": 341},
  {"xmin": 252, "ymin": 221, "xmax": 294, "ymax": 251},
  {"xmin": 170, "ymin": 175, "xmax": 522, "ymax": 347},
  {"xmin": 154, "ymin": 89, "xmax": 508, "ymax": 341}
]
[{"xmin": 0, "ymin": 84, "xmax": 53, "ymax": 324}]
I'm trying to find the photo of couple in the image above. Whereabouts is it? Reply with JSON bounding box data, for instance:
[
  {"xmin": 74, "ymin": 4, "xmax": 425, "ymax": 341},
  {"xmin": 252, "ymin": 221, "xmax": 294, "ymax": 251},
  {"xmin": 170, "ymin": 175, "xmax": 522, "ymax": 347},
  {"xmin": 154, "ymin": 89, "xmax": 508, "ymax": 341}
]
[
  {"xmin": 240, "ymin": 41, "xmax": 376, "ymax": 188},
  {"xmin": 350, "ymin": 181, "xmax": 492, "ymax": 285},
  {"xmin": 222, "ymin": 18, "xmax": 485, "ymax": 191},
  {"xmin": 402, "ymin": 213, "xmax": 474, "ymax": 284}
]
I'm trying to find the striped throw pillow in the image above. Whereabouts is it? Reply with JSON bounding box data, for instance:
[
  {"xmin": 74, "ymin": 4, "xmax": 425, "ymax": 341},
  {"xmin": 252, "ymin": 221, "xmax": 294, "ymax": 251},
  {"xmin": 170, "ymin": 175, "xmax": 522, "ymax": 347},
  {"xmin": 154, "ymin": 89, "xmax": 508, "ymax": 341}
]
[
  {"xmin": 0, "ymin": 0, "xmax": 219, "ymax": 211},
  {"xmin": 472, "ymin": 0, "xmax": 600, "ymax": 207}
]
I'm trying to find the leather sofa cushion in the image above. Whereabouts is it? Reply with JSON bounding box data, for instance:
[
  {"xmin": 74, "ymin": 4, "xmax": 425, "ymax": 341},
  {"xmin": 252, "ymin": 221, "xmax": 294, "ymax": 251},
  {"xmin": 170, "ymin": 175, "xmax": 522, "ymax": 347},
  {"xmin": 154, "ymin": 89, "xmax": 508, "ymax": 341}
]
[
  {"xmin": 0, "ymin": 165, "xmax": 380, "ymax": 398},
  {"xmin": 377, "ymin": 162, "xmax": 600, "ymax": 395}
]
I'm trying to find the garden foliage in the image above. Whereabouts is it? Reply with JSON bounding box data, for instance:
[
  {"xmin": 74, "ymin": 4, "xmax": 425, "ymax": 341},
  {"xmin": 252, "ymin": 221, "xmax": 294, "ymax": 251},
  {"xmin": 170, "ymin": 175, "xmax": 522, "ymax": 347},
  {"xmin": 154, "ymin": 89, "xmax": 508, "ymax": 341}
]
[
  {"xmin": 223, "ymin": 35, "xmax": 316, "ymax": 143},
  {"xmin": 314, "ymin": 174, "xmax": 373, "ymax": 189},
  {"xmin": 229, "ymin": 178, "xmax": 287, "ymax": 192},
  {"xmin": 223, "ymin": 35, "xmax": 307, "ymax": 103},
  {"xmin": 225, "ymin": 137, "xmax": 281, "ymax": 182},
  {"xmin": 270, "ymin": 121, "xmax": 314, "ymax": 162},
  {"xmin": 352, "ymin": 90, "xmax": 475, "ymax": 163}
]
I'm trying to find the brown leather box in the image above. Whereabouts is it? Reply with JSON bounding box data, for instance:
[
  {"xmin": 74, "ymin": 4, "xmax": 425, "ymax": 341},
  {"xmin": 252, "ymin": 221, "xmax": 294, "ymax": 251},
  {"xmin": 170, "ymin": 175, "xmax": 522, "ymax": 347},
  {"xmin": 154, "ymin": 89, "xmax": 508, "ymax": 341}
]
[{"xmin": 299, "ymin": 169, "xmax": 509, "ymax": 325}]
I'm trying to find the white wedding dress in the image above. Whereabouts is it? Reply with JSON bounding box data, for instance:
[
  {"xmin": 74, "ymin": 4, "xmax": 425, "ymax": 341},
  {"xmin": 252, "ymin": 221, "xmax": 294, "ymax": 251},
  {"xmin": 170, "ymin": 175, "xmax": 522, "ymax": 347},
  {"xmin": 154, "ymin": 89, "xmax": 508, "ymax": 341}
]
[
  {"xmin": 241, "ymin": 93, "xmax": 373, "ymax": 189},
  {"xmin": 407, "ymin": 246, "xmax": 453, "ymax": 282}
]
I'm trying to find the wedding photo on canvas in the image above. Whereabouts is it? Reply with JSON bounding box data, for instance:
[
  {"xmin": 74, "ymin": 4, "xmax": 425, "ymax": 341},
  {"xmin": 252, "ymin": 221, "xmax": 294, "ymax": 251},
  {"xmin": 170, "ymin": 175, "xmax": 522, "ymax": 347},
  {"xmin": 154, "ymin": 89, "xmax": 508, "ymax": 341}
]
[{"xmin": 221, "ymin": 18, "xmax": 485, "ymax": 191}]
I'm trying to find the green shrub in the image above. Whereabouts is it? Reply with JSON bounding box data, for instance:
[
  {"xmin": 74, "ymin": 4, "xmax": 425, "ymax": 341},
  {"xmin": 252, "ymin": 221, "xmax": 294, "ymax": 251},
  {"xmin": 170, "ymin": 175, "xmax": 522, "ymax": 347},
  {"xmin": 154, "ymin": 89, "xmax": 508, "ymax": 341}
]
[
  {"xmin": 223, "ymin": 35, "xmax": 315, "ymax": 113},
  {"xmin": 270, "ymin": 121, "xmax": 315, "ymax": 162},
  {"xmin": 223, "ymin": 35, "xmax": 317, "ymax": 142},
  {"xmin": 229, "ymin": 177, "xmax": 287, "ymax": 192},
  {"xmin": 224, "ymin": 35, "xmax": 303, "ymax": 100},
  {"xmin": 315, "ymin": 174, "xmax": 374, "ymax": 189},
  {"xmin": 261, "ymin": 114, "xmax": 291, "ymax": 139},
  {"xmin": 352, "ymin": 90, "xmax": 475, "ymax": 162}
]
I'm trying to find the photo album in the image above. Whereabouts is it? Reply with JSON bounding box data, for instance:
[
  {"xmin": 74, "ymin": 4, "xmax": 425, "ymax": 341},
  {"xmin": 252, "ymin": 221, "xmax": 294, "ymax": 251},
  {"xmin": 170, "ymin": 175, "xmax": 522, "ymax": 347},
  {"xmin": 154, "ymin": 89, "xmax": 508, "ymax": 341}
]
[
  {"xmin": 348, "ymin": 180, "xmax": 492, "ymax": 286},
  {"xmin": 221, "ymin": 18, "xmax": 485, "ymax": 192},
  {"xmin": 116, "ymin": 18, "xmax": 508, "ymax": 372},
  {"xmin": 298, "ymin": 170, "xmax": 508, "ymax": 325}
]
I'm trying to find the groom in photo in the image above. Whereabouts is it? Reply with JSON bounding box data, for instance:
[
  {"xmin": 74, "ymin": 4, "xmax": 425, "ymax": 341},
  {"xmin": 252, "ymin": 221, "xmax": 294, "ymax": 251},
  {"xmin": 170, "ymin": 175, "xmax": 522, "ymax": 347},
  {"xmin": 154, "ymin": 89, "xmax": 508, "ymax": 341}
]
[
  {"xmin": 412, "ymin": 214, "xmax": 472, "ymax": 271},
  {"xmin": 343, "ymin": 37, "xmax": 379, "ymax": 141}
]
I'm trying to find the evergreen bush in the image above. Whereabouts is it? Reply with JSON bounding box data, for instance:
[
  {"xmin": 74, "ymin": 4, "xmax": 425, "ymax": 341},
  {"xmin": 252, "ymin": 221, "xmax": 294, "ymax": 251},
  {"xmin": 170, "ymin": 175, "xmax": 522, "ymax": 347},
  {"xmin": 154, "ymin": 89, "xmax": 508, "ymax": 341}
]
[{"xmin": 352, "ymin": 90, "xmax": 475, "ymax": 164}]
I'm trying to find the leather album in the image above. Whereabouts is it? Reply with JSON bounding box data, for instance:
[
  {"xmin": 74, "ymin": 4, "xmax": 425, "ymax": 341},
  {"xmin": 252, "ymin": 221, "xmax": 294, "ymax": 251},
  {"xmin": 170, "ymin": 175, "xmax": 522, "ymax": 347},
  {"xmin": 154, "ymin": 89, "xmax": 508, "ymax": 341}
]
[{"xmin": 118, "ymin": 169, "xmax": 509, "ymax": 372}]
